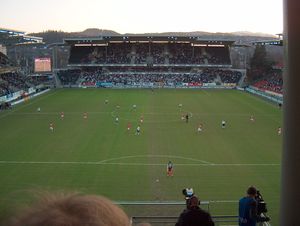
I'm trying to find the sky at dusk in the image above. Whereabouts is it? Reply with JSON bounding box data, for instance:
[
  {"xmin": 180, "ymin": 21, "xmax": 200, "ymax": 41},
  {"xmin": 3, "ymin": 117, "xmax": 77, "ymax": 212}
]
[{"xmin": 1, "ymin": 0, "xmax": 283, "ymax": 34}]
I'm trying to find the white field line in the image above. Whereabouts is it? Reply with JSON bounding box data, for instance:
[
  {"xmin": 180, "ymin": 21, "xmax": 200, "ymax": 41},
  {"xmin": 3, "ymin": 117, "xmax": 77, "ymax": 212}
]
[
  {"xmin": 0, "ymin": 161, "xmax": 280, "ymax": 167},
  {"xmin": 10, "ymin": 111, "xmax": 280, "ymax": 117},
  {"xmin": 97, "ymin": 155, "xmax": 213, "ymax": 164},
  {"xmin": 0, "ymin": 155, "xmax": 279, "ymax": 166}
]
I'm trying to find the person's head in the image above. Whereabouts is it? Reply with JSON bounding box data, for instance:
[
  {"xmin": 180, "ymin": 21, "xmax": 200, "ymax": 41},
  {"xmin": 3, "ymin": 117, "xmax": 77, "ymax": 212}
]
[
  {"xmin": 247, "ymin": 186, "xmax": 257, "ymax": 197},
  {"xmin": 8, "ymin": 192, "xmax": 130, "ymax": 226},
  {"xmin": 187, "ymin": 196, "xmax": 200, "ymax": 209}
]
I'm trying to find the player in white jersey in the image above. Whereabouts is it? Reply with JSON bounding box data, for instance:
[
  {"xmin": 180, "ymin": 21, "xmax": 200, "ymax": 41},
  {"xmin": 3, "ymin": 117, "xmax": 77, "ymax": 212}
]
[
  {"xmin": 278, "ymin": 127, "xmax": 282, "ymax": 135},
  {"xmin": 221, "ymin": 120, "xmax": 226, "ymax": 129},
  {"xmin": 49, "ymin": 122, "xmax": 54, "ymax": 132},
  {"xmin": 83, "ymin": 112, "xmax": 88, "ymax": 119},
  {"xmin": 136, "ymin": 125, "xmax": 141, "ymax": 135}
]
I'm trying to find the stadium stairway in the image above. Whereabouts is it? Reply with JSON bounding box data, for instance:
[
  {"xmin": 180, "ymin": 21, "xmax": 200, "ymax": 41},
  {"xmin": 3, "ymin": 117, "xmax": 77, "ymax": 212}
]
[
  {"xmin": 238, "ymin": 70, "xmax": 247, "ymax": 87},
  {"xmin": 215, "ymin": 75, "xmax": 222, "ymax": 83},
  {"xmin": 54, "ymin": 72, "xmax": 62, "ymax": 88},
  {"xmin": 201, "ymin": 48, "xmax": 209, "ymax": 64}
]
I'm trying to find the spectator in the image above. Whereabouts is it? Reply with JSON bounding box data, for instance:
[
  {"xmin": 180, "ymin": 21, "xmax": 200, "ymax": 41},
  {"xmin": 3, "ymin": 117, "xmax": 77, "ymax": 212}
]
[
  {"xmin": 239, "ymin": 186, "xmax": 258, "ymax": 226},
  {"xmin": 68, "ymin": 43, "xmax": 231, "ymax": 66},
  {"xmin": 8, "ymin": 192, "xmax": 130, "ymax": 226},
  {"xmin": 175, "ymin": 196, "xmax": 214, "ymax": 226},
  {"xmin": 253, "ymin": 69, "xmax": 283, "ymax": 94}
]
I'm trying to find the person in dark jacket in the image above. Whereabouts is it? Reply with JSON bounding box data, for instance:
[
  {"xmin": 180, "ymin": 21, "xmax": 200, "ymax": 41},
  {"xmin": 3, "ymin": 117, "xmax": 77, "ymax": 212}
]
[
  {"xmin": 239, "ymin": 186, "xmax": 258, "ymax": 226},
  {"xmin": 175, "ymin": 196, "xmax": 214, "ymax": 226}
]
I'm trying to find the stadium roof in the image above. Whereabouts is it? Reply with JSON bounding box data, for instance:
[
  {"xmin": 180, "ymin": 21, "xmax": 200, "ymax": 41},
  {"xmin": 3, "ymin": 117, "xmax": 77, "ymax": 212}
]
[
  {"xmin": 64, "ymin": 36, "xmax": 235, "ymax": 46},
  {"xmin": 252, "ymin": 39, "xmax": 283, "ymax": 46},
  {"xmin": 0, "ymin": 28, "xmax": 25, "ymax": 35},
  {"xmin": 0, "ymin": 28, "xmax": 43, "ymax": 46}
]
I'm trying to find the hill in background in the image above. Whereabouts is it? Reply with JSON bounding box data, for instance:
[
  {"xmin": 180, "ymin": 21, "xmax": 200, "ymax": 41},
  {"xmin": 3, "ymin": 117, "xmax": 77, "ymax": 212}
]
[{"xmin": 29, "ymin": 28, "xmax": 277, "ymax": 45}]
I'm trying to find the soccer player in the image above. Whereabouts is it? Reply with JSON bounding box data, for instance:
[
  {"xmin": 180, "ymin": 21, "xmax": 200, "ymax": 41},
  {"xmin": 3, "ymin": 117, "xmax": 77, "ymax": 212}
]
[
  {"xmin": 167, "ymin": 161, "xmax": 174, "ymax": 176},
  {"xmin": 133, "ymin": 104, "xmax": 137, "ymax": 110},
  {"xmin": 181, "ymin": 114, "xmax": 185, "ymax": 121},
  {"xmin": 83, "ymin": 112, "xmax": 88, "ymax": 119},
  {"xmin": 127, "ymin": 122, "xmax": 131, "ymax": 131},
  {"xmin": 250, "ymin": 115, "xmax": 255, "ymax": 122},
  {"xmin": 115, "ymin": 116, "xmax": 119, "ymax": 124},
  {"xmin": 60, "ymin": 112, "xmax": 65, "ymax": 120},
  {"xmin": 278, "ymin": 126, "xmax": 282, "ymax": 135},
  {"xmin": 49, "ymin": 122, "xmax": 54, "ymax": 132},
  {"xmin": 140, "ymin": 115, "xmax": 144, "ymax": 124},
  {"xmin": 178, "ymin": 103, "xmax": 183, "ymax": 110},
  {"xmin": 37, "ymin": 107, "xmax": 41, "ymax": 112},
  {"xmin": 221, "ymin": 120, "xmax": 226, "ymax": 129},
  {"xmin": 105, "ymin": 99, "xmax": 109, "ymax": 104},
  {"xmin": 136, "ymin": 125, "xmax": 141, "ymax": 135},
  {"xmin": 185, "ymin": 113, "xmax": 189, "ymax": 123},
  {"xmin": 197, "ymin": 123, "xmax": 203, "ymax": 133}
]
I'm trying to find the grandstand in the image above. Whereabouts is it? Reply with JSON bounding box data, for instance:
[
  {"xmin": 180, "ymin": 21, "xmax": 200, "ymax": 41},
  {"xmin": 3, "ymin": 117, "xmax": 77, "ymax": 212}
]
[
  {"xmin": 66, "ymin": 36, "xmax": 233, "ymax": 67},
  {"xmin": 0, "ymin": 28, "xmax": 53, "ymax": 106},
  {"xmin": 59, "ymin": 36, "xmax": 245, "ymax": 89}
]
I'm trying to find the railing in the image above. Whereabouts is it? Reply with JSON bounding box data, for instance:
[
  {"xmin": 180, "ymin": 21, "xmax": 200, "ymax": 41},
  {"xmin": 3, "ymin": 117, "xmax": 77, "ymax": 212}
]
[
  {"xmin": 118, "ymin": 201, "xmax": 271, "ymax": 226},
  {"xmin": 131, "ymin": 215, "xmax": 238, "ymax": 226}
]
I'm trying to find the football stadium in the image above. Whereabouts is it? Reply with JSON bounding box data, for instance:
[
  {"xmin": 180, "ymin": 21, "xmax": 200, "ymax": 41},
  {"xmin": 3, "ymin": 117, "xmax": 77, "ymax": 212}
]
[{"xmin": 0, "ymin": 26, "xmax": 285, "ymax": 226}]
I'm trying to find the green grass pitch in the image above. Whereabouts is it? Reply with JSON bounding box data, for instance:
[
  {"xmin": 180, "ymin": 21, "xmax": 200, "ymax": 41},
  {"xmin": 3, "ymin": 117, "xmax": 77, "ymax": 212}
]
[{"xmin": 0, "ymin": 88, "xmax": 282, "ymax": 224}]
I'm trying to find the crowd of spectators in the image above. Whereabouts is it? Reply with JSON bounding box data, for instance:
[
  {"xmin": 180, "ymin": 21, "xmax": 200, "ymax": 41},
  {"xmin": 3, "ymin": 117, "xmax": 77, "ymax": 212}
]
[
  {"xmin": 206, "ymin": 47, "xmax": 231, "ymax": 65},
  {"xmin": 253, "ymin": 70, "xmax": 283, "ymax": 94},
  {"xmin": 73, "ymin": 68, "xmax": 242, "ymax": 86},
  {"xmin": 0, "ymin": 82, "xmax": 10, "ymax": 96},
  {"xmin": 69, "ymin": 43, "xmax": 231, "ymax": 66},
  {"xmin": 0, "ymin": 52, "xmax": 12, "ymax": 67},
  {"xmin": 218, "ymin": 70, "xmax": 242, "ymax": 83},
  {"xmin": 27, "ymin": 75, "xmax": 52, "ymax": 86},
  {"xmin": 57, "ymin": 69, "xmax": 82, "ymax": 85},
  {"xmin": 0, "ymin": 72, "xmax": 30, "ymax": 96},
  {"xmin": 0, "ymin": 72, "xmax": 53, "ymax": 97},
  {"xmin": 168, "ymin": 43, "xmax": 193, "ymax": 64}
]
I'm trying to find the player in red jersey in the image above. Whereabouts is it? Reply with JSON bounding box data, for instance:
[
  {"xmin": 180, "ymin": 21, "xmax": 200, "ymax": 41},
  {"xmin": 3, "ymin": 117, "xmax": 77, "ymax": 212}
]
[
  {"xmin": 61, "ymin": 112, "xmax": 65, "ymax": 120},
  {"xmin": 167, "ymin": 161, "xmax": 174, "ymax": 176},
  {"xmin": 127, "ymin": 122, "xmax": 131, "ymax": 131}
]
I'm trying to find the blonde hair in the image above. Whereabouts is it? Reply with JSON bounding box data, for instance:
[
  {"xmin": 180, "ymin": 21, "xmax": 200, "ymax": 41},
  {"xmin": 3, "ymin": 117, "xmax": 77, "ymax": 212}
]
[{"xmin": 9, "ymin": 192, "xmax": 130, "ymax": 226}]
